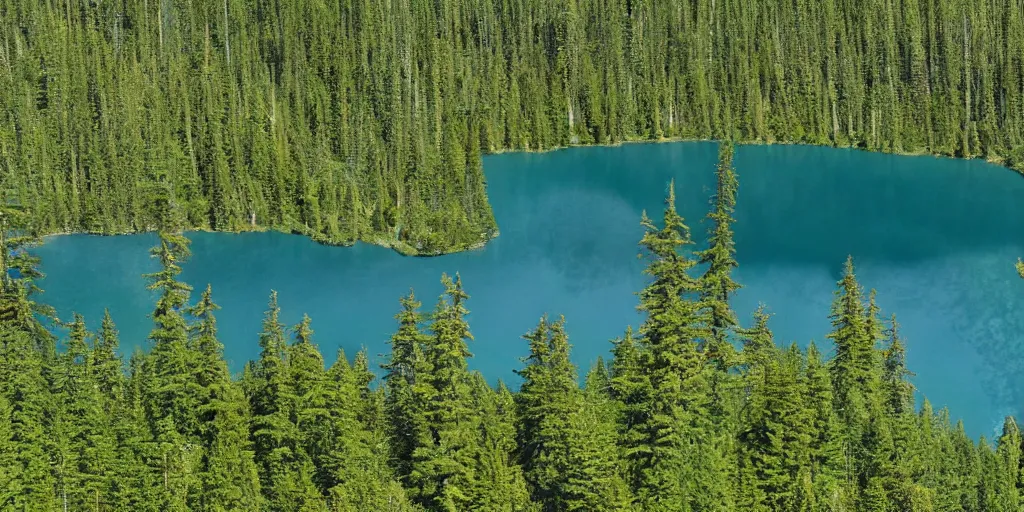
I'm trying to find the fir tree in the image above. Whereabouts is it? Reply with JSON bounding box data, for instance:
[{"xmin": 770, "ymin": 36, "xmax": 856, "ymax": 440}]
[
  {"xmin": 382, "ymin": 291, "xmax": 431, "ymax": 479},
  {"xmin": 93, "ymin": 309, "xmax": 125, "ymax": 403},
  {"xmin": 188, "ymin": 285, "xmax": 263, "ymax": 511},
  {"xmin": 408, "ymin": 273, "xmax": 480, "ymax": 510},
  {"xmin": 633, "ymin": 181, "xmax": 717, "ymax": 511},
  {"xmin": 608, "ymin": 325, "xmax": 651, "ymax": 494},
  {"xmin": 325, "ymin": 349, "xmax": 412, "ymax": 511},
  {"xmin": 697, "ymin": 141, "xmax": 741, "ymax": 369},
  {"xmin": 249, "ymin": 291, "xmax": 324, "ymax": 511}
]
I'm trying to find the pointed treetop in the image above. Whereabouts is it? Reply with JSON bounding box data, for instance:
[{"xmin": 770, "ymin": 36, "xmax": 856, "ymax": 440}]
[
  {"xmin": 258, "ymin": 290, "xmax": 287, "ymax": 364},
  {"xmin": 739, "ymin": 304, "xmax": 775, "ymax": 368},
  {"xmin": 99, "ymin": 308, "xmax": 119, "ymax": 348},
  {"xmin": 293, "ymin": 314, "xmax": 314, "ymax": 346}
]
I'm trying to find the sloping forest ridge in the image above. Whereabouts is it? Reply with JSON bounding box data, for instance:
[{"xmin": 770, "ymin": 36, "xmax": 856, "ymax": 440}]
[
  {"xmin": 2, "ymin": 0, "xmax": 1023, "ymax": 253},
  {"xmin": 1, "ymin": 144, "xmax": 1022, "ymax": 511}
]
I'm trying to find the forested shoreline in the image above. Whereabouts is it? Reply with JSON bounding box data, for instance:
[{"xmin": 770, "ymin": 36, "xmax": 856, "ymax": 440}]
[
  {"xmin": 1, "ymin": 144, "xmax": 1022, "ymax": 511},
  {"xmin": 2, "ymin": 0, "xmax": 1024, "ymax": 254}
]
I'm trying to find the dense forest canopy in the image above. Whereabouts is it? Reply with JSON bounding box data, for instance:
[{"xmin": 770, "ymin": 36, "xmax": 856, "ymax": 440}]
[
  {"xmin": 1, "ymin": 144, "xmax": 1023, "ymax": 511},
  {"xmin": 1, "ymin": 0, "xmax": 1023, "ymax": 253}
]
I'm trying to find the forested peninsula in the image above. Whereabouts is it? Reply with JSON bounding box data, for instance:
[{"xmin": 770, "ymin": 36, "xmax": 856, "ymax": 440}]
[
  {"xmin": 2, "ymin": 0, "xmax": 1024, "ymax": 253},
  {"xmin": 2, "ymin": 144, "xmax": 1023, "ymax": 511}
]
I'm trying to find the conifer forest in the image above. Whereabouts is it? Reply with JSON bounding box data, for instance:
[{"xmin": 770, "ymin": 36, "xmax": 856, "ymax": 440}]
[
  {"xmin": 2, "ymin": 0, "xmax": 1024, "ymax": 252},
  {"xmin": 1, "ymin": 143, "xmax": 1023, "ymax": 511},
  {"xmin": 4, "ymin": 0, "xmax": 1024, "ymax": 509}
]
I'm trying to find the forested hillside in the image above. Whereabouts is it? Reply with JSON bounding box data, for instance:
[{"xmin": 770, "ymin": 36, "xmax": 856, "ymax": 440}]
[
  {"xmin": 2, "ymin": 144, "xmax": 1022, "ymax": 511},
  {"xmin": 2, "ymin": 0, "xmax": 1023, "ymax": 253}
]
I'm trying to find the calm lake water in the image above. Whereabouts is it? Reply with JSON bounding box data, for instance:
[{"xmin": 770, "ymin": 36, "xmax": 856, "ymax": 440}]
[{"xmin": 34, "ymin": 142, "xmax": 1024, "ymax": 438}]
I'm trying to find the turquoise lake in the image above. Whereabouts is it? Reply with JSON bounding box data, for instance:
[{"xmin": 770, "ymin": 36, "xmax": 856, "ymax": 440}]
[{"xmin": 33, "ymin": 142, "xmax": 1024, "ymax": 438}]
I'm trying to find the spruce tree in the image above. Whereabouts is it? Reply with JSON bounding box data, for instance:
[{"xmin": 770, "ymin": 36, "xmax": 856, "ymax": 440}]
[
  {"xmin": 697, "ymin": 141, "xmax": 741, "ymax": 369},
  {"xmin": 407, "ymin": 273, "xmax": 480, "ymax": 510},
  {"xmin": 188, "ymin": 285, "xmax": 262, "ymax": 511},
  {"xmin": 382, "ymin": 291, "xmax": 431, "ymax": 478},
  {"xmin": 325, "ymin": 350, "xmax": 412, "ymax": 511},
  {"xmin": 249, "ymin": 291, "xmax": 324, "ymax": 511},
  {"xmin": 633, "ymin": 181, "xmax": 718, "ymax": 511}
]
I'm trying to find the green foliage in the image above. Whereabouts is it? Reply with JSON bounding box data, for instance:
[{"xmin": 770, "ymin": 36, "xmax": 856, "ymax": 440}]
[
  {"xmin": 516, "ymin": 316, "xmax": 631, "ymax": 511},
  {"xmin": 698, "ymin": 141, "xmax": 741, "ymax": 369},
  {"xmin": 3, "ymin": 166, "xmax": 1024, "ymax": 511},
  {"xmin": 5, "ymin": 0, "xmax": 1024, "ymax": 256}
]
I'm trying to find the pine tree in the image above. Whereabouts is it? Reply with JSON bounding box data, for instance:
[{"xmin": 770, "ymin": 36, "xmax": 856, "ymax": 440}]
[
  {"xmin": 382, "ymin": 291, "xmax": 431, "ymax": 479},
  {"xmin": 249, "ymin": 291, "xmax": 324, "ymax": 511},
  {"xmin": 188, "ymin": 285, "xmax": 262, "ymax": 511},
  {"xmin": 697, "ymin": 141, "xmax": 741, "ymax": 369},
  {"xmin": 633, "ymin": 181, "xmax": 717, "ymax": 511},
  {"xmin": 608, "ymin": 325, "xmax": 651, "ymax": 494},
  {"xmin": 407, "ymin": 273, "xmax": 481, "ymax": 510}
]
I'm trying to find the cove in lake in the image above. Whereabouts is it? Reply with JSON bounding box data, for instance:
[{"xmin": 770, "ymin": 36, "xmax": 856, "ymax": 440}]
[{"xmin": 34, "ymin": 142, "xmax": 1024, "ymax": 438}]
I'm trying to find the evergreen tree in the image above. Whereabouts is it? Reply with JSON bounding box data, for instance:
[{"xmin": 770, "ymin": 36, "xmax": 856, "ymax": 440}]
[
  {"xmin": 994, "ymin": 418, "xmax": 1022, "ymax": 511},
  {"xmin": 93, "ymin": 309, "xmax": 125, "ymax": 403},
  {"xmin": 608, "ymin": 325, "xmax": 651, "ymax": 494},
  {"xmin": 738, "ymin": 340, "xmax": 813, "ymax": 512},
  {"xmin": 826, "ymin": 256, "xmax": 880, "ymax": 495},
  {"xmin": 0, "ymin": 326, "xmax": 58, "ymax": 509},
  {"xmin": 804, "ymin": 342, "xmax": 849, "ymax": 511},
  {"xmin": 188, "ymin": 285, "xmax": 262, "ymax": 511},
  {"xmin": 407, "ymin": 273, "xmax": 481, "ymax": 510},
  {"xmin": 468, "ymin": 374, "xmax": 532, "ymax": 511},
  {"xmin": 382, "ymin": 291, "xmax": 431, "ymax": 479},
  {"xmin": 321, "ymin": 347, "xmax": 411, "ymax": 511},
  {"xmin": 249, "ymin": 291, "xmax": 324, "ymax": 511},
  {"xmin": 697, "ymin": 141, "xmax": 741, "ymax": 369},
  {"xmin": 51, "ymin": 313, "xmax": 115, "ymax": 511},
  {"xmin": 633, "ymin": 181, "xmax": 722, "ymax": 511},
  {"xmin": 141, "ymin": 230, "xmax": 202, "ymax": 510}
]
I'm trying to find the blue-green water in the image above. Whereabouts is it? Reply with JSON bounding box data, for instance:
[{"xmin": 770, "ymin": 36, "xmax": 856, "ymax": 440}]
[{"xmin": 33, "ymin": 142, "xmax": 1024, "ymax": 438}]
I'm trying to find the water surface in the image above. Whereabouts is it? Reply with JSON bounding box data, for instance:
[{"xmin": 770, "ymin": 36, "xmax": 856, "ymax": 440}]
[{"xmin": 34, "ymin": 142, "xmax": 1024, "ymax": 437}]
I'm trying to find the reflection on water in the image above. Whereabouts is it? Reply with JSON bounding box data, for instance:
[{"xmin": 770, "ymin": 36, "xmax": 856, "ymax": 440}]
[{"xmin": 34, "ymin": 142, "xmax": 1024, "ymax": 437}]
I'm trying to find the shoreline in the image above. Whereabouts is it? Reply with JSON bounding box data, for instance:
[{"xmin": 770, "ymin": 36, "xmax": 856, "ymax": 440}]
[
  {"xmin": 487, "ymin": 134, "xmax": 1020, "ymax": 172},
  {"xmin": 38, "ymin": 138, "xmax": 1021, "ymax": 255},
  {"xmin": 40, "ymin": 224, "xmax": 499, "ymax": 258}
]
